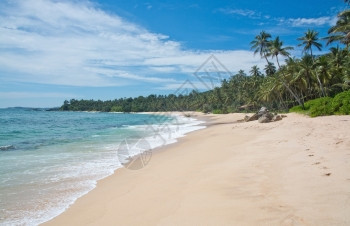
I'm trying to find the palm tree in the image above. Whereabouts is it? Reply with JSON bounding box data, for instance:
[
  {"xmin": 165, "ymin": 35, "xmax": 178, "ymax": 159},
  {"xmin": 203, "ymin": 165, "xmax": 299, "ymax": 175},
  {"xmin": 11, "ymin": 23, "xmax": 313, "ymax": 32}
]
[
  {"xmin": 249, "ymin": 65, "xmax": 262, "ymax": 77},
  {"xmin": 298, "ymin": 29, "xmax": 322, "ymax": 58},
  {"xmin": 264, "ymin": 62, "xmax": 276, "ymax": 76},
  {"xmin": 250, "ymin": 31, "xmax": 272, "ymax": 64},
  {"xmin": 268, "ymin": 36, "xmax": 294, "ymax": 68},
  {"xmin": 329, "ymin": 48, "xmax": 350, "ymax": 92},
  {"xmin": 257, "ymin": 75, "xmax": 277, "ymax": 103},
  {"xmin": 329, "ymin": 46, "xmax": 344, "ymax": 68},
  {"xmin": 257, "ymin": 73, "xmax": 287, "ymax": 109},
  {"xmin": 298, "ymin": 55, "xmax": 315, "ymax": 92},
  {"xmin": 327, "ymin": 9, "xmax": 350, "ymax": 49},
  {"xmin": 285, "ymin": 57, "xmax": 308, "ymax": 99},
  {"xmin": 314, "ymin": 56, "xmax": 330, "ymax": 97},
  {"xmin": 329, "ymin": 46, "xmax": 347, "ymax": 78},
  {"xmin": 268, "ymin": 37, "xmax": 304, "ymax": 107}
]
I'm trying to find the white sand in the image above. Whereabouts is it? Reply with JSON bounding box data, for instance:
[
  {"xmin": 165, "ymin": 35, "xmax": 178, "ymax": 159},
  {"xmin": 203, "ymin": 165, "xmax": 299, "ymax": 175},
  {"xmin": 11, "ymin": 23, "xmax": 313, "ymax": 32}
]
[{"xmin": 44, "ymin": 113, "xmax": 350, "ymax": 225}]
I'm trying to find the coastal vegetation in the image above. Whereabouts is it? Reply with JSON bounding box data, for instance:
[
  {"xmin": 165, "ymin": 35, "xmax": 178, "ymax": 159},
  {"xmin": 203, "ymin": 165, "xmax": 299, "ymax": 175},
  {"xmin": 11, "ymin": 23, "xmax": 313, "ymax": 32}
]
[
  {"xmin": 61, "ymin": 3, "xmax": 350, "ymax": 116},
  {"xmin": 290, "ymin": 90, "xmax": 350, "ymax": 117}
]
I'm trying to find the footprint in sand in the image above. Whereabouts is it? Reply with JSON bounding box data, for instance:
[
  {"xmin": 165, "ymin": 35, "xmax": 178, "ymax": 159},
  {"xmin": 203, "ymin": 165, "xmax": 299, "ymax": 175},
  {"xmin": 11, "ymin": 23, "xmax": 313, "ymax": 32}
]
[
  {"xmin": 324, "ymin": 173, "xmax": 331, "ymax": 176},
  {"xmin": 312, "ymin": 162, "xmax": 320, "ymax": 165},
  {"xmin": 336, "ymin": 140, "xmax": 343, "ymax": 145},
  {"xmin": 308, "ymin": 154, "xmax": 314, "ymax": 157}
]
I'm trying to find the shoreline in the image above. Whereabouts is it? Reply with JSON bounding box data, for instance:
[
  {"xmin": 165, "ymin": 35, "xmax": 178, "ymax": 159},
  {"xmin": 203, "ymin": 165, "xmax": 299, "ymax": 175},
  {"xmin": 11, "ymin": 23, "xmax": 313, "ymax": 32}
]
[
  {"xmin": 0, "ymin": 111, "xmax": 207, "ymax": 225},
  {"xmin": 36, "ymin": 111, "xmax": 208, "ymax": 224},
  {"xmin": 44, "ymin": 113, "xmax": 350, "ymax": 225},
  {"xmin": 110, "ymin": 112, "xmax": 208, "ymax": 171}
]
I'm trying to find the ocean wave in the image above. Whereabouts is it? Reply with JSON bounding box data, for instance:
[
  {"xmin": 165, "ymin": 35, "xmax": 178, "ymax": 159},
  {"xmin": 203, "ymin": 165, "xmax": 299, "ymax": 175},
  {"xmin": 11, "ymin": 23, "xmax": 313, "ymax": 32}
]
[{"xmin": 0, "ymin": 145, "xmax": 15, "ymax": 151}]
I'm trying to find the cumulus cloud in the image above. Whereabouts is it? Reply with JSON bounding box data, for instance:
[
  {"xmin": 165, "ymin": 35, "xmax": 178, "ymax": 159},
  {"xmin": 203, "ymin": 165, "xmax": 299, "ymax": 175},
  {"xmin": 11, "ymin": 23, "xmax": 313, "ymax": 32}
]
[{"xmin": 0, "ymin": 0, "xmax": 264, "ymax": 89}]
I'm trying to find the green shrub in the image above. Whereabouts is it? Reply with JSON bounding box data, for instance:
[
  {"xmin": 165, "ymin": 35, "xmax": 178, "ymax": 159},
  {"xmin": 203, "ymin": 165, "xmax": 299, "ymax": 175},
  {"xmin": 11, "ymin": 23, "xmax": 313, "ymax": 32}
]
[
  {"xmin": 226, "ymin": 106, "xmax": 238, "ymax": 113},
  {"xmin": 212, "ymin": 109, "xmax": 223, "ymax": 114},
  {"xmin": 289, "ymin": 105, "xmax": 305, "ymax": 113},
  {"xmin": 289, "ymin": 97, "xmax": 333, "ymax": 117},
  {"xmin": 111, "ymin": 106, "xmax": 123, "ymax": 112},
  {"xmin": 307, "ymin": 97, "xmax": 333, "ymax": 117},
  {"xmin": 331, "ymin": 90, "xmax": 350, "ymax": 115}
]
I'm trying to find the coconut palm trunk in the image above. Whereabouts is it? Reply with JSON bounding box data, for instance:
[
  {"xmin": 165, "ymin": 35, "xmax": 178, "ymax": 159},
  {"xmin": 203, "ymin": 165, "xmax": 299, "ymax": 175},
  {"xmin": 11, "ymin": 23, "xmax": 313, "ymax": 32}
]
[
  {"xmin": 298, "ymin": 29, "xmax": 326, "ymax": 97},
  {"xmin": 275, "ymin": 57, "xmax": 305, "ymax": 108},
  {"xmin": 315, "ymin": 73, "xmax": 326, "ymax": 97}
]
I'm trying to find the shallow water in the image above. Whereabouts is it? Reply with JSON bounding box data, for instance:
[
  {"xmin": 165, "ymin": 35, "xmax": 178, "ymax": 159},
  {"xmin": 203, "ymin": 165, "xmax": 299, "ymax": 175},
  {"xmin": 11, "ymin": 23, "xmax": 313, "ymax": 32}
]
[{"xmin": 0, "ymin": 109, "xmax": 204, "ymax": 225}]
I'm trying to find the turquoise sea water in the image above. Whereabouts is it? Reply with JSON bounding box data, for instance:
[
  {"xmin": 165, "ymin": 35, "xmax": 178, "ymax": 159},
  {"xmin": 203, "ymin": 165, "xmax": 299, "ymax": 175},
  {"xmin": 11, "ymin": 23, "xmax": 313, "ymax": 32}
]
[{"xmin": 0, "ymin": 109, "xmax": 204, "ymax": 225}]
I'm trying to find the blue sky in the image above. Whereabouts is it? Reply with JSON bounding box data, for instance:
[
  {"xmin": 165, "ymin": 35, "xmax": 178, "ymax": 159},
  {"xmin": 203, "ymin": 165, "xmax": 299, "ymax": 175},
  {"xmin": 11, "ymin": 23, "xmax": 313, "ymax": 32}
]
[{"xmin": 0, "ymin": 0, "xmax": 347, "ymax": 108}]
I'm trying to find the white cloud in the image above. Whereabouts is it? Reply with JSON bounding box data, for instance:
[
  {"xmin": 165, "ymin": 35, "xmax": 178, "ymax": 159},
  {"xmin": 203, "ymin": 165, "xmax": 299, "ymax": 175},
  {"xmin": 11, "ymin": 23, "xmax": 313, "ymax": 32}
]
[
  {"xmin": 148, "ymin": 66, "xmax": 178, "ymax": 73},
  {"xmin": 0, "ymin": 91, "xmax": 79, "ymax": 99},
  {"xmin": 157, "ymin": 81, "xmax": 209, "ymax": 91},
  {"xmin": 88, "ymin": 68, "xmax": 177, "ymax": 83},
  {"xmin": 217, "ymin": 8, "xmax": 257, "ymax": 18},
  {"xmin": 143, "ymin": 50, "xmax": 265, "ymax": 73},
  {"xmin": 0, "ymin": 0, "xmax": 265, "ymax": 89},
  {"xmin": 283, "ymin": 16, "xmax": 336, "ymax": 27}
]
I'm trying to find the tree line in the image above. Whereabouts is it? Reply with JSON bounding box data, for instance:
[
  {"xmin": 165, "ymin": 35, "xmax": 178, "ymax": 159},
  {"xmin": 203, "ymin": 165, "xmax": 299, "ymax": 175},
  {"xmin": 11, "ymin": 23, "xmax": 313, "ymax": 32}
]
[{"xmin": 61, "ymin": 4, "xmax": 349, "ymax": 113}]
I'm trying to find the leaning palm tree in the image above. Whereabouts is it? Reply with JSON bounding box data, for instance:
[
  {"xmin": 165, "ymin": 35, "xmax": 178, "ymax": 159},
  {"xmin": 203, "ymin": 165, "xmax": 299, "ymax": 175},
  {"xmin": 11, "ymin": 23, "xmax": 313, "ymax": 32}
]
[
  {"xmin": 286, "ymin": 58, "xmax": 308, "ymax": 100},
  {"xmin": 250, "ymin": 31, "xmax": 272, "ymax": 64},
  {"xmin": 298, "ymin": 29, "xmax": 322, "ymax": 58},
  {"xmin": 327, "ymin": 9, "xmax": 350, "ymax": 49},
  {"xmin": 268, "ymin": 37, "xmax": 304, "ymax": 107}
]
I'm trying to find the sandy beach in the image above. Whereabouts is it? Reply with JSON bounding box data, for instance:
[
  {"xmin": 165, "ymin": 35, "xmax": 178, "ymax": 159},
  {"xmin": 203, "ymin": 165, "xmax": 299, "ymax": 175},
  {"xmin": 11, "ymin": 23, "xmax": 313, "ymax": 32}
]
[{"xmin": 44, "ymin": 113, "xmax": 350, "ymax": 226}]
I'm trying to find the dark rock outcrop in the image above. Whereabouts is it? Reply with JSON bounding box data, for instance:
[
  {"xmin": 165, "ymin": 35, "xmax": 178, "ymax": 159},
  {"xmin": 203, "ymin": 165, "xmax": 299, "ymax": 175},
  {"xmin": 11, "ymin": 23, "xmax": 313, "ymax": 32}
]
[
  {"xmin": 272, "ymin": 115, "xmax": 282, "ymax": 121},
  {"xmin": 243, "ymin": 107, "xmax": 284, "ymax": 123},
  {"xmin": 258, "ymin": 112, "xmax": 274, "ymax": 123},
  {"xmin": 244, "ymin": 113, "xmax": 259, "ymax": 122}
]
